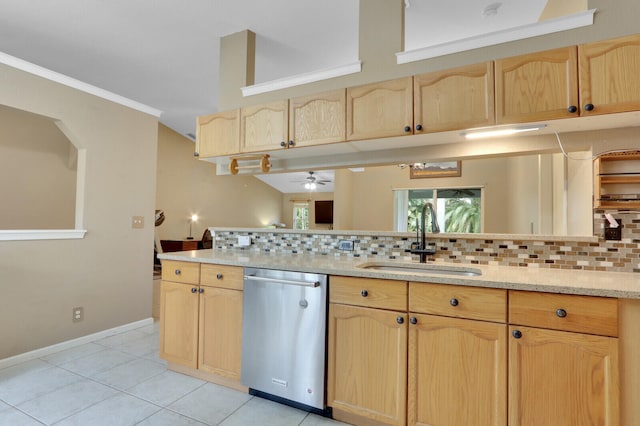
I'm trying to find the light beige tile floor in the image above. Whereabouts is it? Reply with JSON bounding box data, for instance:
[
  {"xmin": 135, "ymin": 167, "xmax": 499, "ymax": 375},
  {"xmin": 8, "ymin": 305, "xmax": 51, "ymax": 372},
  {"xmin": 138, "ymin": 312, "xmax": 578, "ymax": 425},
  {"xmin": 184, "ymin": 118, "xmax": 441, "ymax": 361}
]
[{"xmin": 0, "ymin": 321, "xmax": 350, "ymax": 425}]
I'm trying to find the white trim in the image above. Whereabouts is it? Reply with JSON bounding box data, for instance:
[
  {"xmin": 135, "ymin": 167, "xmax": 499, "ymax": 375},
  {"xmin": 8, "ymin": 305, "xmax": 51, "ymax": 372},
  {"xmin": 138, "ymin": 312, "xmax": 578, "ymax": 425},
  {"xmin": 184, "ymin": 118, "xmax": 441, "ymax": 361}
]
[
  {"xmin": 0, "ymin": 229, "xmax": 87, "ymax": 241},
  {"xmin": 241, "ymin": 61, "xmax": 362, "ymax": 97},
  {"xmin": 397, "ymin": 9, "xmax": 596, "ymax": 64},
  {"xmin": 0, "ymin": 51, "xmax": 162, "ymax": 117},
  {"xmin": 0, "ymin": 318, "xmax": 154, "ymax": 370}
]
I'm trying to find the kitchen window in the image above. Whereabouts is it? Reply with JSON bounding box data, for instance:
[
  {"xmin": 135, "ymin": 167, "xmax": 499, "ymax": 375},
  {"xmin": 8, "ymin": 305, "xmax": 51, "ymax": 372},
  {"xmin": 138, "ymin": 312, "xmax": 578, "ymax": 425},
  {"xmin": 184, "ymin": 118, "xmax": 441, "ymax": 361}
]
[
  {"xmin": 394, "ymin": 187, "xmax": 483, "ymax": 233},
  {"xmin": 293, "ymin": 202, "xmax": 309, "ymax": 230}
]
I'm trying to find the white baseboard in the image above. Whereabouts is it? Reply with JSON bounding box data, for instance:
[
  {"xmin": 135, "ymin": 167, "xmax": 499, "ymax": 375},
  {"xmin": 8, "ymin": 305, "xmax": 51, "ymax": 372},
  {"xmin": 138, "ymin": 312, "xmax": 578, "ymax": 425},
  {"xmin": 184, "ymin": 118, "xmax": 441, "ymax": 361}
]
[{"xmin": 0, "ymin": 317, "xmax": 154, "ymax": 370}]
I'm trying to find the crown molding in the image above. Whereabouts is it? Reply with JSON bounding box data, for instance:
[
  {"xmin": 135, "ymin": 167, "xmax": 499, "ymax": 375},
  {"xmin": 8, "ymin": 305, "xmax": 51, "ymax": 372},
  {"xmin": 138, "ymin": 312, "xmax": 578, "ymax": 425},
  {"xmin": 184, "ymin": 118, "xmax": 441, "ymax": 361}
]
[
  {"xmin": 397, "ymin": 9, "xmax": 596, "ymax": 64},
  {"xmin": 0, "ymin": 51, "xmax": 162, "ymax": 117}
]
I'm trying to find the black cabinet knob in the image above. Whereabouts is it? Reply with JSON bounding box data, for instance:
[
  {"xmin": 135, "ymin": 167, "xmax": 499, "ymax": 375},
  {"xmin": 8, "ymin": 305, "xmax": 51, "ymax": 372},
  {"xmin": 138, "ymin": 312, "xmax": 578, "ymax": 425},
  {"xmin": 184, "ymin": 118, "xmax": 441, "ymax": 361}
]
[
  {"xmin": 361, "ymin": 289, "xmax": 368, "ymax": 297},
  {"xmin": 191, "ymin": 287, "xmax": 197, "ymax": 293},
  {"xmin": 584, "ymin": 103, "xmax": 594, "ymax": 111},
  {"xmin": 409, "ymin": 317, "xmax": 418, "ymax": 325},
  {"xmin": 193, "ymin": 152, "xmax": 200, "ymax": 157},
  {"xmin": 450, "ymin": 298, "xmax": 459, "ymax": 307},
  {"xmin": 397, "ymin": 316, "xmax": 404, "ymax": 324},
  {"xmin": 198, "ymin": 288, "xmax": 204, "ymax": 294},
  {"xmin": 567, "ymin": 105, "xmax": 578, "ymax": 113},
  {"xmin": 280, "ymin": 141, "xmax": 286, "ymax": 147},
  {"xmin": 404, "ymin": 125, "xmax": 411, "ymax": 132},
  {"xmin": 288, "ymin": 140, "xmax": 295, "ymax": 147},
  {"xmin": 512, "ymin": 329, "xmax": 522, "ymax": 339},
  {"xmin": 556, "ymin": 308, "xmax": 567, "ymax": 318},
  {"xmin": 174, "ymin": 269, "xmax": 181, "ymax": 275},
  {"xmin": 415, "ymin": 124, "xmax": 423, "ymax": 131},
  {"xmin": 216, "ymin": 273, "xmax": 223, "ymax": 280}
]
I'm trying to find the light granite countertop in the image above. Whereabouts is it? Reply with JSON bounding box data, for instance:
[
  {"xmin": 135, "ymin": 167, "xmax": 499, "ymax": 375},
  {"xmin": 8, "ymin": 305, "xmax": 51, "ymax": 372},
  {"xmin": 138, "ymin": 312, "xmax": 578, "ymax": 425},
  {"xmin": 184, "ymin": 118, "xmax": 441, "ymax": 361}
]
[{"xmin": 158, "ymin": 249, "xmax": 640, "ymax": 299}]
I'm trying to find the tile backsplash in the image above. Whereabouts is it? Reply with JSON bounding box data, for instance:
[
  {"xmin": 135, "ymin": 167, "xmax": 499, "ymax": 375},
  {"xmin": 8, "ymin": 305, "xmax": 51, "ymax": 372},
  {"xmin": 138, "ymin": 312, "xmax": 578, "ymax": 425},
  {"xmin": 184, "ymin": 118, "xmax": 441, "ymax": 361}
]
[{"xmin": 213, "ymin": 211, "xmax": 640, "ymax": 273}]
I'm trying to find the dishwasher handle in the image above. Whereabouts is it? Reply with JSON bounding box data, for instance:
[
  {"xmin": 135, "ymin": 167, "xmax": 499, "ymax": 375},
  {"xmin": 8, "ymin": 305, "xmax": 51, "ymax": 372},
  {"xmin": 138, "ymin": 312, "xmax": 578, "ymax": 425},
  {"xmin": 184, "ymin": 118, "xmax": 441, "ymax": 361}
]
[{"xmin": 244, "ymin": 274, "xmax": 320, "ymax": 288}]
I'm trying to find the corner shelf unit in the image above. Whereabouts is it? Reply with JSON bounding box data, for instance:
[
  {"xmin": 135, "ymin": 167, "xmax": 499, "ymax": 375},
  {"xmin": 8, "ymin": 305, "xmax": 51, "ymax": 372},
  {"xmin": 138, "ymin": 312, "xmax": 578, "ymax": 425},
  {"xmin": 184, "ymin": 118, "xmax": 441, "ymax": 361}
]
[{"xmin": 594, "ymin": 151, "xmax": 640, "ymax": 209}]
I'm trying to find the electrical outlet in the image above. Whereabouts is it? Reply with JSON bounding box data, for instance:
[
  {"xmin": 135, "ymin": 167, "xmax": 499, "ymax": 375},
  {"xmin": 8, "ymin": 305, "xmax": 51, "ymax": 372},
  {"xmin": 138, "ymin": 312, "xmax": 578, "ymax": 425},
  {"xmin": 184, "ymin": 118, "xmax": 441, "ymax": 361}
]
[
  {"xmin": 237, "ymin": 235, "xmax": 251, "ymax": 246},
  {"xmin": 338, "ymin": 240, "xmax": 354, "ymax": 251},
  {"xmin": 604, "ymin": 218, "xmax": 622, "ymax": 241},
  {"xmin": 132, "ymin": 216, "xmax": 144, "ymax": 229},
  {"xmin": 72, "ymin": 307, "xmax": 84, "ymax": 322}
]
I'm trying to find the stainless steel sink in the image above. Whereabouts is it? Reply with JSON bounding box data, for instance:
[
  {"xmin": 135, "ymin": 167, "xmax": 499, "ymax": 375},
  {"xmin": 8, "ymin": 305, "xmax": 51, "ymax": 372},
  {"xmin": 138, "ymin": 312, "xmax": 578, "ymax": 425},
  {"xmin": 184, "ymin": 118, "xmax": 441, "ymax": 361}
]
[{"xmin": 356, "ymin": 262, "xmax": 481, "ymax": 277}]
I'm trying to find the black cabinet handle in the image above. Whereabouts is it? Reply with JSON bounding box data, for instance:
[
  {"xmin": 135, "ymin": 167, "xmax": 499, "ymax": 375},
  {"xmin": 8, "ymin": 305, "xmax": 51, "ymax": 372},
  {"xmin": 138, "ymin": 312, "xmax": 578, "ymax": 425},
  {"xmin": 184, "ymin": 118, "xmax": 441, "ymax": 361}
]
[
  {"xmin": 174, "ymin": 269, "xmax": 181, "ymax": 275},
  {"xmin": 556, "ymin": 308, "xmax": 567, "ymax": 318},
  {"xmin": 415, "ymin": 124, "xmax": 423, "ymax": 131},
  {"xmin": 198, "ymin": 288, "xmax": 204, "ymax": 294},
  {"xmin": 280, "ymin": 141, "xmax": 286, "ymax": 147},
  {"xmin": 216, "ymin": 273, "xmax": 223, "ymax": 280},
  {"xmin": 397, "ymin": 316, "xmax": 404, "ymax": 324},
  {"xmin": 404, "ymin": 125, "xmax": 411, "ymax": 132},
  {"xmin": 288, "ymin": 140, "xmax": 295, "ymax": 147},
  {"xmin": 409, "ymin": 317, "xmax": 417, "ymax": 325},
  {"xmin": 450, "ymin": 298, "xmax": 459, "ymax": 307},
  {"xmin": 512, "ymin": 329, "xmax": 522, "ymax": 339},
  {"xmin": 361, "ymin": 289, "xmax": 368, "ymax": 297},
  {"xmin": 567, "ymin": 105, "xmax": 578, "ymax": 113},
  {"xmin": 584, "ymin": 103, "xmax": 594, "ymax": 111},
  {"xmin": 191, "ymin": 287, "xmax": 197, "ymax": 293},
  {"xmin": 193, "ymin": 152, "xmax": 200, "ymax": 157}
]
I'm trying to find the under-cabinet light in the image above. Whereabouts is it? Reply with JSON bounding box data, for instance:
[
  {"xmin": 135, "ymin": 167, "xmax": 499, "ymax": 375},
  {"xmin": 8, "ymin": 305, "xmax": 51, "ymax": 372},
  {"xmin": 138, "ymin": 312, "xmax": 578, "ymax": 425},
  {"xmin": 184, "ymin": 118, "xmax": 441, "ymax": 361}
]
[{"xmin": 461, "ymin": 124, "xmax": 547, "ymax": 140}]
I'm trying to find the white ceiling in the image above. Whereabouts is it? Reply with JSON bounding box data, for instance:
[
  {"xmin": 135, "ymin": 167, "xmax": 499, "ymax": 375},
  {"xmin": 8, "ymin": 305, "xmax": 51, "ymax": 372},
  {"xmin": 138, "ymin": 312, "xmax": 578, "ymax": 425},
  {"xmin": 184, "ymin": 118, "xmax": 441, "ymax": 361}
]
[
  {"xmin": 255, "ymin": 170, "xmax": 335, "ymax": 194},
  {"xmin": 0, "ymin": 0, "xmax": 552, "ymax": 140}
]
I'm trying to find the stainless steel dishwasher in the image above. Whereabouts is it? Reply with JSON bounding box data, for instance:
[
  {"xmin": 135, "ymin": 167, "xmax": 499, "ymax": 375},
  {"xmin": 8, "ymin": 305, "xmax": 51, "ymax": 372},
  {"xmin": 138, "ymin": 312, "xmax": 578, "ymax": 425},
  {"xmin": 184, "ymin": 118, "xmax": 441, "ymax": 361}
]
[{"xmin": 241, "ymin": 267, "xmax": 328, "ymax": 413}]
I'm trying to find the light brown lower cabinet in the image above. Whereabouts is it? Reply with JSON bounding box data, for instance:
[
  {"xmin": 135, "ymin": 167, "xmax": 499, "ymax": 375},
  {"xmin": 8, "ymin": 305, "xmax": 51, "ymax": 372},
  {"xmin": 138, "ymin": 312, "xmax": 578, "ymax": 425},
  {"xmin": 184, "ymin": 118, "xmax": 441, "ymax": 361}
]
[
  {"xmin": 508, "ymin": 325, "xmax": 619, "ymax": 425},
  {"xmin": 408, "ymin": 314, "xmax": 507, "ymax": 426},
  {"xmin": 328, "ymin": 303, "xmax": 408, "ymax": 426},
  {"xmin": 160, "ymin": 261, "xmax": 244, "ymax": 389}
]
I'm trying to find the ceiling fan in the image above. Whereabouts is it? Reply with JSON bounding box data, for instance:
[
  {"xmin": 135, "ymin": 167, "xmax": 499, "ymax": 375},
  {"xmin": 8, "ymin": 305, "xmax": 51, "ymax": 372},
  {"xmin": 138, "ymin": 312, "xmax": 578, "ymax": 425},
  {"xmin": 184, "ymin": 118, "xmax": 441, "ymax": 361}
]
[{"xmin": 297, "ymin": 171, "xmax": 332, "ymax": 190}]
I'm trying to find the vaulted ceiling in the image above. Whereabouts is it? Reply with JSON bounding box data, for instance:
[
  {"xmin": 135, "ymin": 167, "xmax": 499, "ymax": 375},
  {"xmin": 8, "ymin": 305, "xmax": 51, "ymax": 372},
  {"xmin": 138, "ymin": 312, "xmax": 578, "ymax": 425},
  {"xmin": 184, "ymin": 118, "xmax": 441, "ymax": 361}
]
[{"xmin": 0, "ymin": 0, "xmax": 551, "ymax": 140}]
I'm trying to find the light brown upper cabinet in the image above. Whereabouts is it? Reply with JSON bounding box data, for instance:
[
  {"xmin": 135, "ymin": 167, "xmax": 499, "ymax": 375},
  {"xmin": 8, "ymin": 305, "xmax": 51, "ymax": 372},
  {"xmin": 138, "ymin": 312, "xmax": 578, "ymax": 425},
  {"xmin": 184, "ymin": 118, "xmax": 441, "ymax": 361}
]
[
  {"xmin": 346, "ymin": 77, "xmax": 414, "ymax": 141},
  {"xmin": 495, "ymin": 47, "xmax": 579, "ymax": 124},
  {"xmin": 579, "ymin": 34, "xmax": 640, "ymax": 116},
  {"xmin": 240, "ymin": 100, "xmax": 289, "ymax": 153},
  {"xmin": 414, "ymin": 62, "xmax": 495, "ymax": 133},
  {"xmin": 196, "ymin": 110, "xmax": 240, "ymax": 158},
  {"xmin": 289, "ymin": 89, "xmax": 346, "ymax": 148}
]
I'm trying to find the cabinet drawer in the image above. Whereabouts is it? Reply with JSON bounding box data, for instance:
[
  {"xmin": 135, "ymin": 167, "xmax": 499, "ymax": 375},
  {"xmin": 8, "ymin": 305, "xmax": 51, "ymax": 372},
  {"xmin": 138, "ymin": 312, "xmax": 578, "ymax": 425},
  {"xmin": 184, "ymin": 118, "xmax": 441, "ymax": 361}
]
[
  {"xmin": 509, "ymin": 291, "xmax": 618, "ymax": 337},
  {"xmin": 200, "ymin": 264, "xmax": 243, "ymax": 290},
  {"xmin": 161, "ymin": 260, "xmax": 200, "ymax": 284},
  {"xmin": 410, "ymin": 283, "xmax": 507, "ymax": 323},
  {"xmin": 330, "ymin": 276, "xmax": 407, "ymax": 311}
]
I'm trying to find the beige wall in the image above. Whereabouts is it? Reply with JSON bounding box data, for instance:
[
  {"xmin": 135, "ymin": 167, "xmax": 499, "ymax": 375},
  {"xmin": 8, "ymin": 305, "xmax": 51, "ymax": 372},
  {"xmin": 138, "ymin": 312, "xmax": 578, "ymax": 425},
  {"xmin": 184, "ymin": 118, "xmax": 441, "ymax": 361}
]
[
  {"xmin": 0, "ymin": 63, "xmax": 159, "ymax": 359},
  {"xmin": 334, "ymin": 159, "xmax": 511, "ymax": 232},
  {"xmin": 156, "ymin": 124, "xmax": 282, "ymax": 240},
  {"xmin": 0, "ymin": 105, "xmax": 77, "ymax": 229}
]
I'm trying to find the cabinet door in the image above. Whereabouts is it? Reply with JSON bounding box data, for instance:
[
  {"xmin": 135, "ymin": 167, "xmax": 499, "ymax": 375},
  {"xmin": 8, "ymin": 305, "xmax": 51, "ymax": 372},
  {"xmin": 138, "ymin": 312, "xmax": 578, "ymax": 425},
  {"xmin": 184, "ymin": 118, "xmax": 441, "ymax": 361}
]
[
  {"xmin": 196, "ymin": 110, "xmax": 240, "ymax": 158},
  {"xmin": 495, "ymin": 47, "xmax": 579, "ymax": 124},
  {"xmin": 198, "ymin": 287, "xmax": 243, "ymax": 380},
  {"xmin": 240, "ymin": 100, "xmax": 289, "ymax": 153},
  {"xmin": 579, "ymin": 34, "xmax": 640, "ymax": 115},
  {"xmin": 414, "ymin": 62, "xmax": 495, "ymax": 133},
  {"xmin": 346, "ymin": 77, "xmax": 413, "ymax": 141},
  {"xmin": 327, "ymin": 303, "xmax": 407, "ymax": 426},
  {"xmin": 289, "ymin": 89, "xmax": 346, "ymax": 147},
  {"xmin": 408, "ymin": 314, "xmax": 507, "ymax": 426},
  {"xmin": 159, "ymin": 281, "xmax": 199, "ymax": 368},
  {"xmin": 509, "ymin": 325, "xmax": 619, "ymax": 426}
]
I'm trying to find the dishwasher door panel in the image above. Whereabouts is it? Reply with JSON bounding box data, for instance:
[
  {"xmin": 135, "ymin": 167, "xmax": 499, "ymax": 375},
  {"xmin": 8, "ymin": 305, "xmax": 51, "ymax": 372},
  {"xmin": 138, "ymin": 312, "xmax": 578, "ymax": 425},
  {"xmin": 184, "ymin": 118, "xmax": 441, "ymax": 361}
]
[{"xmin": 241, "ymin": 268, "xmax": 327, "ymax": 410}]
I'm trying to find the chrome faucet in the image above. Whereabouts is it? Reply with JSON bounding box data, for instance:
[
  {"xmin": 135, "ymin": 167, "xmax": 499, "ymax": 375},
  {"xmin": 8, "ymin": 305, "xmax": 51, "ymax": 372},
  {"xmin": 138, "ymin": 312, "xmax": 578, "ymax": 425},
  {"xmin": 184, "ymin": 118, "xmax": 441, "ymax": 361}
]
[{"xmin": 410, "ymin": 202, "xmax": 440, "ymax": 263}]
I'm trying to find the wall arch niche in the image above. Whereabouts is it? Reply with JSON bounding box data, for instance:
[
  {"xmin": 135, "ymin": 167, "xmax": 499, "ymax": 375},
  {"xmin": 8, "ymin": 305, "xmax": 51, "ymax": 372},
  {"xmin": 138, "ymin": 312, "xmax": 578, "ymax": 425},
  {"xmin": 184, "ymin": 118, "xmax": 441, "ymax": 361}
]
[{"xmin": 0, "ymin": 104, "xmax": 86, "ymax": 240}]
